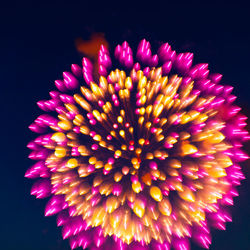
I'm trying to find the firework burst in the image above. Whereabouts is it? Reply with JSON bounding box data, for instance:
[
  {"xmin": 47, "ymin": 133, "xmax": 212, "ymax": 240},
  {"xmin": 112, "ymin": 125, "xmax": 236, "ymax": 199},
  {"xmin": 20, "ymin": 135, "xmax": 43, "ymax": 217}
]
[{"xmin": 26, "ymin": 39, "xmax": 249, "ymax": 250}]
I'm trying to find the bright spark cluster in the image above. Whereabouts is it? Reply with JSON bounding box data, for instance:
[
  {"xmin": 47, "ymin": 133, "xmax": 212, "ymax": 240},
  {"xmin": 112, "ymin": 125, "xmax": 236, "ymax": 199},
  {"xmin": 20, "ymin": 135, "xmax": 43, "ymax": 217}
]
[{"xmin": 26, "ymin": 39, "xmax": 249, "ymax": 250}]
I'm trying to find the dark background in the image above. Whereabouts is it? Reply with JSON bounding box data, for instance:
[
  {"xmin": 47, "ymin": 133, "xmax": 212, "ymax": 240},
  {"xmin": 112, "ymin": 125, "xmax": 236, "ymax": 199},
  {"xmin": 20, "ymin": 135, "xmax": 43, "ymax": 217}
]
[{"xmin": 1, "ymin": 1, "xmax": 250, "ymax": 250}]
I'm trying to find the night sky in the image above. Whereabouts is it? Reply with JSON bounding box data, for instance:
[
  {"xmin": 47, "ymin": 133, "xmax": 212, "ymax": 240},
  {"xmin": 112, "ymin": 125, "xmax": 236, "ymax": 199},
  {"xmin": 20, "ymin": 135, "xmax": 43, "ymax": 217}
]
[{"xmin": 2, "ymin": 1, "xmax": 250, "ymax": 250}]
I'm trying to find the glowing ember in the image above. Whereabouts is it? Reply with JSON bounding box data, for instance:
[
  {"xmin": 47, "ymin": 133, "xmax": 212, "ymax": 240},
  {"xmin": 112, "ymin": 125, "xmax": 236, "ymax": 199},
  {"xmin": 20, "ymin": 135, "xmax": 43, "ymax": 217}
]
[{"xmin": 26, "ymin": 39, "xmax": 249, "ymax": 249}]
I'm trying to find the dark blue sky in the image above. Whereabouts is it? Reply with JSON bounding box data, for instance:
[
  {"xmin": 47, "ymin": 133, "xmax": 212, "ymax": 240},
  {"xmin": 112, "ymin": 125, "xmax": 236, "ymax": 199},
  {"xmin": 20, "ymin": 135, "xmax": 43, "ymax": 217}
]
[{"xmin": 1, "ymin": 1, "xmax": 250, "ymax": 250}]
